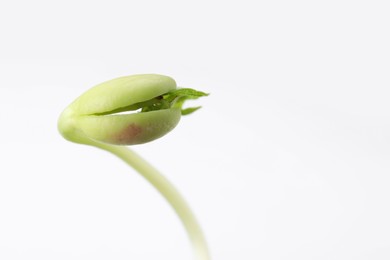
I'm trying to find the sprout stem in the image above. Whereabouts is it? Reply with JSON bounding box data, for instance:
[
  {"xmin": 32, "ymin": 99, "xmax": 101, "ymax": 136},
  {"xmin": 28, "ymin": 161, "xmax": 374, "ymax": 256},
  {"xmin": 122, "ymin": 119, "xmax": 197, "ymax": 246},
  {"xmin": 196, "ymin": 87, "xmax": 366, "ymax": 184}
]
[{"xmin": 94, "ymin": 142, "xmax": 210, "ymax": 260}]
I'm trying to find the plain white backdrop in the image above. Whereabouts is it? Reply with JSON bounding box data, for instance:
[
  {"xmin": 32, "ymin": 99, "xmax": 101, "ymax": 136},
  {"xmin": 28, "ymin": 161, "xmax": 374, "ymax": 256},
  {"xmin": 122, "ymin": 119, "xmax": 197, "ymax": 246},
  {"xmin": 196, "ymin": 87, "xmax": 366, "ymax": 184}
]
[{"xmin": 0, "ymin": 0, "xmax": 389, "ymax": 259}]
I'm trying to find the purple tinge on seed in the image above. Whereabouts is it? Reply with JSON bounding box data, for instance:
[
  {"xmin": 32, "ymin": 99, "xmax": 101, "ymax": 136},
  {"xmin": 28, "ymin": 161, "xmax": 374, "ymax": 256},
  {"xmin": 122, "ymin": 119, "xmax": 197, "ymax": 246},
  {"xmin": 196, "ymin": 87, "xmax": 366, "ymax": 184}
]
[{"xmin": 112, "ymin": 123, "xmax": 143, "ymax": 145}]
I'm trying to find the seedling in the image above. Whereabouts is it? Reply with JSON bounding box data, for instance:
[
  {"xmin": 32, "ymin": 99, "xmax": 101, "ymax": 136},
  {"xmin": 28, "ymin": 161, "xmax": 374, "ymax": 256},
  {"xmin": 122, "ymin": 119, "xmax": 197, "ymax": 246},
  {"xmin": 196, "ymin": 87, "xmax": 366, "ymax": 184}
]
[{"xmin": 58, "ymin": 74, "xmax": 210, "ymax": 260}]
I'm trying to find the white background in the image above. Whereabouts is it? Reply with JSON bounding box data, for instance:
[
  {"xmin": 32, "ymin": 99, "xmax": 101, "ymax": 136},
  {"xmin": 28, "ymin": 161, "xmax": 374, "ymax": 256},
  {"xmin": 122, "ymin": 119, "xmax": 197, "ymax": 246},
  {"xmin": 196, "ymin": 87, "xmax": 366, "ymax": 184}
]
[{"xmin": 0, "ymin": 0, "xmax": 389, "ymax": 259}]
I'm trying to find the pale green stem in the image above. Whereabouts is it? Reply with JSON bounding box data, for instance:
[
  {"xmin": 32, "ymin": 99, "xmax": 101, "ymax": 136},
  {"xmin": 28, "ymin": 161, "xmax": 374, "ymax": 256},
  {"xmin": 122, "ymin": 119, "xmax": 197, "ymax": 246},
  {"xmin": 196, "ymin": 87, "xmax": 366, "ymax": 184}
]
[{"xmin": 93, "ymin": 142, "xmax": 210, "ymax": 260}]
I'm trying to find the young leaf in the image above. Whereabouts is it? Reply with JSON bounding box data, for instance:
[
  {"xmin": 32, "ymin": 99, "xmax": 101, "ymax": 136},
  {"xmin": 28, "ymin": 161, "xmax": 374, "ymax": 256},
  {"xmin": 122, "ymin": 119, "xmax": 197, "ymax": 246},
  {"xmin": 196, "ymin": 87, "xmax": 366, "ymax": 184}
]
[
  {"xmin": 181, "ymin": 106, "xmax": 202, "ymax": 115},
  {"xmin": 163, "ymin": 88, "xmax": 208, "ymax": 115}
]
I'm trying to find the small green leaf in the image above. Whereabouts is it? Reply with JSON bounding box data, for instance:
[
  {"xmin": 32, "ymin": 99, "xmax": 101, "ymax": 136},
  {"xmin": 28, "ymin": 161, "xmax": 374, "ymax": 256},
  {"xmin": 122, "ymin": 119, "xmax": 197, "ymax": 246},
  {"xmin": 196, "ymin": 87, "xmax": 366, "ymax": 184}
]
[
  {"xmin": 181, "ymin": 106, "xmax": 202, "ymax": 115},
  {"xmin": 165, "ymin": 88, "xmax": 208, "ymax": 100},
  {"xmin": 161, "ymin": 88, "xmax": 208, "ymax": 115}
]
